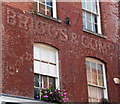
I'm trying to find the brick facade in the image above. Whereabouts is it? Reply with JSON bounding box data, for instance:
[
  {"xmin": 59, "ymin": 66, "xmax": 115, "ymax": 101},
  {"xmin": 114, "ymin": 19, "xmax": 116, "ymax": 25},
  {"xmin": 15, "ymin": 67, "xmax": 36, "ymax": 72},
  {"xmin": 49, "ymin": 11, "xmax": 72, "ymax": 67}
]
[{"xmin": 1, "ymin": 1, "xmax": 120, "ymax": 103}]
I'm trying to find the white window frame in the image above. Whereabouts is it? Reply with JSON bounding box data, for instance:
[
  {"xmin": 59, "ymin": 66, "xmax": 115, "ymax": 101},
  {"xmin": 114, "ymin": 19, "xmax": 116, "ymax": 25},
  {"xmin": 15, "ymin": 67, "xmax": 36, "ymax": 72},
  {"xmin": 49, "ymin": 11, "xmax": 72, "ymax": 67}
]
[
  {"xmin": 34, "ymin": 0, "xmax": 57, "ymax": 18},
  {"xmin": 86, "ymin": 57, "xmax": 108, "ymax": 102},
  {"xmin": 82, "ymin": 0, "xmax": 102, "ymax": 34},
  {"xmin": 34, "ymin": 43, "xmax": 60, "ymax": 91}
]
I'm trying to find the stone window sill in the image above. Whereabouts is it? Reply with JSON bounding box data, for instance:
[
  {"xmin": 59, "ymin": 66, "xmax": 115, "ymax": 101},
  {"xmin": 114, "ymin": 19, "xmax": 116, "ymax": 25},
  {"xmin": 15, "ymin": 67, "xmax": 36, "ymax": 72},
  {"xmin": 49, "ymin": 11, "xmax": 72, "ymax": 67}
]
[
  {"xmin": 34, "ymin": 11, "xmax": 61, "ymax": 23},
  {"xmin": 83, "ymin": 29, "xmax": 107, "ymax": 39}
]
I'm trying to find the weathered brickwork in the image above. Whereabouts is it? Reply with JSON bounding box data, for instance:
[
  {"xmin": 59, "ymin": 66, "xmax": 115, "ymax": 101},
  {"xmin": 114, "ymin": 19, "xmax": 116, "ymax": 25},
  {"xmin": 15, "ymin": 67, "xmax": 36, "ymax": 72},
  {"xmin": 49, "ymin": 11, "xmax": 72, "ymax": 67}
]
[{"xmin": 1, "ymin": 1, "xmax": 120, "ymax": 102}]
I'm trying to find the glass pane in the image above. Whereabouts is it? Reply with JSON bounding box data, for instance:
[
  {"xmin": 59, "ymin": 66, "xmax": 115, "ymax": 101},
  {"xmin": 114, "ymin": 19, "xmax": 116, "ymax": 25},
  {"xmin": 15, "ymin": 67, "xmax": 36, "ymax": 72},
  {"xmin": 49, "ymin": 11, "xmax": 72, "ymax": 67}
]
[
  {"xmin": 98, "ymin": 64, "xmax": 103, "ymax": 75},
  {"xmin": 86, "ymin": 0, "xmax": 91, "ymax": 11},
  {"xmin": 92, "ymin": 73, "xmax": 97, "ymax": 85},
  {"xmin": 94, "ymin": 24, "xmax": 98, "ymax": 33},
  {"xmin": 40, "ymin": 62, "xmax": 49, "ymax": 75},
  {"xmin": 93, "ymin": 23, "xmax": 97, "ymax": 33},
  {"xmin": 49, "ymin": 64, "xmax": 56, "ymax": 76},
  {"xmin": 87, "ymin": 72, "xmax": 92, "ymax": 84},
  {"xmin": 88, "ymin": 86, "xmax": 91, "ymax": 97},
  {"xmin": 83, "ymin": 19, "xmax": 86, "ymax": 29},
  {"xmin": 39, "ymin": 3, "xmax": 45, "ymax": 15},
  {"xmin": 34, "ymin": 88, "xmax": 40, "ymax": 99},
  {"xmin": 86, "ymin": 61, "xmax": 90, "ymax": 72},
  {"xmin": 93, "ymin": 1, "xmax": 98, "ymax": 13},
  {"xmin": 49, "ymin": 77, "xmax": 55, "ymax": 87},
  {"xmin": 40, "ymin": 75, "xmax": 42, "ymax": 88},
  {"xmin": 92, "ymin": 14, "xmax": 97, "ymax": 33},
  {"xmin": 86, "ymin": 61, "xmax": 91, "ymax": 84},
  {"xmin": 34, "ymin": 74, "xmax": 39, "ymax": 87},
  {"xmin": 41, "ymin": 47, "xmax": 48, "ymax": 62},
  {"xmin": 48, "ymin": 50, "xmax": 56, "ymax": 64},
  {"xmin": 98, "ymin": 75, "xmax": 104, "ymax": 86},
  {"xmin": 34, "ymin": 45, "xmax": 40, "ymax": 60},
  {"xmin": 42, "ymin": 76, "xmax": 48, "ymax": 88},
  {"xmin": 82, "ymin": 0, "xmax": 85, "ymax": 8},
  {"xmin": 90, "ymin": 86, "xmax": 97, "ymax": 99},
  {"xmin": 95, "ymin": 24, "xmax": 98, "ymax": 33},
  {"xmin": 98, "ymin": 88, "xmax": 104, "ymax": 101},
  {"xmin": 82, "ymin": 11, "xmax": 85, "ymax": 19},
  {"xmin": 86, "ymin": 12, "xmax": 91, "ymax": 21},
  {"xmin": 92, "ymin": 15, "xmax": 97, "ymax": 23},
  {"xmin": 34, "ymin": 60, "xmax": 40, "ymax": 74},
  {"xmin": 91, "ymin": 62, "xmax": 97, "ymax": 74},
  {"xmin": 92, "ymin": 2, "xmax": 97, "ymax": 13},
  {"xmin": 87, "ymin": 21, "xmax": 92, "ymax": 31},
  {"xmin": 47, "ymin": 7, "xmax": 53, "ymax": 17}
]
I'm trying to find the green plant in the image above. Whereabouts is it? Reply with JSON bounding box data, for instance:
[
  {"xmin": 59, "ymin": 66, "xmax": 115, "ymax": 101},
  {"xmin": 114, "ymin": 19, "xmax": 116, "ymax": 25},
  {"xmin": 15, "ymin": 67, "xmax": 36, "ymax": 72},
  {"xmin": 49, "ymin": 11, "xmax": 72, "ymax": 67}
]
[{"xmin": 40, "ymin": 84, "xmax": 69, "ymax": 103}]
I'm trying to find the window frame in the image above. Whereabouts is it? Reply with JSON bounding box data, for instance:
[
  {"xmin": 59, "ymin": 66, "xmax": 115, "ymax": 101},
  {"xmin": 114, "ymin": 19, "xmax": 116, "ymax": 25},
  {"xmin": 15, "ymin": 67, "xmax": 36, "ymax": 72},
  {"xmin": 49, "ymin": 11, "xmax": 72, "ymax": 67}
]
[
  {"xmin": 86, "ymin": 57, "xmax": 108, "ymax": 102},
  {"xmin": 34, "ymin": 0, "xmax": 57, "ymax": 18},
  {"xmin": 82, "ymin": 0, "xmax": 102, "ymax": 34},
  {"xmin": 33, "ymin": 43, "xmax": 60, "ymax": 99}
]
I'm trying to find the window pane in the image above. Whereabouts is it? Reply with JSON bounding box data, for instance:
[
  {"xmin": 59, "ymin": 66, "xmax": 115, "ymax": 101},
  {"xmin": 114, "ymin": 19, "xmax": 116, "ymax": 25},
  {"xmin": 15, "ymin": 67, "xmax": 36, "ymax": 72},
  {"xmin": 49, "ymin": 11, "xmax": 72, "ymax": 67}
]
[
  {"xmin": 98, "ymin": 64, "xmax": 103, "ymax": 75},
  {"xmin": 86, "ymin": 61, "xmax": 91, "ymax": 84},
  {"xmin": 93, "ymin": 23, "xmax": 98, "ymax": 33},
  {"xmin": 34, "ymin": 61, "xmax": 40, "ymax": 74},
  {"xmin": 92, "ymin": 1, "xmax": 97, "ymax": 13},
  {"xmin": 42, "ymin": 76, "xmax": 48, "ymax": 87},
  {"xmin": 98, "ymin": 75, "xmax": 104, "ymax": 86},
  {"xmin": 34, "ymin": 46, "xmax": 40, "ymax": 60},
  {"xmin": 47, "ymin": 7, "xmax": 53, "ymax": 17},
  {"xmin": 34, "ymin": 88, "xmax": 40, "ymax": 99},
  {"xmin": 39, "ymin": 3, "xmax": 45, "ymax": 15},
  {"xmin": 86, "ymin": 61, "xmax": 90, "ymax": 72},
  {"xmin": 48, "ymin": 50, "xmax": 56, "ymax": 64},
  {"xmin": 83, "ymin": 19, "xmax": 86, "ymax": 29},
  {"xmin": 41, "ymin": 47, "xmax": 48, "ymax": 62},
  {"xmin": 82, "ymin": 11, "xmax": 85, "ymax": 19},
  {"xmin": 87, "ymin": 21, "xmax": 92, "ymax": 31},
  {"xmin": 82, "ymin": 0, "xmax": 85, "ymax": 8},
  {"xmin": 88, "ymin": 86, "xmax": 91, "ymax": 97},
  {"xmin": 91, "ymin": 62, "xmax": 97, "ymax": 85},
  {"xmin": 91, "ymin": 62, "xmax": 96, "ymax": 73},
  {"xmin": 49, "ymin": 64, "xmax": 56, "ymax": 76},
  {"xmin": 92, "ymin": 15, "xmax": 97, "ymax": 23},
  {"xmin": 86, "ymin": 0, "xmax": 91, "ymax": 11},
  {"xmin": 49, "ymin": 77, "xmax": 55, "ymax": 87},
  {"xmin": 86, "ymin": 12, "xmax": 91, "ymax": 21},
  {"xmin": 92, "ymin": 73, "xmax": 97, "ymax": 85},
  {"xmin": 34, "ymin": 74, "xmax": 39, "ymax": 87},
  {"xmin": 87, "ymin": 72, "xmax": 92, "ymax": 84},
  {"xmin": 40, "ymin": 62, "xmax": 49, "ymax": 75},
  {"xmin": 90, "ymin": 86, "xmax": 97, "ymax": 99},
  {"xmin": 98, "ymin": 88, "xmax": 104, "ymax": 101}
]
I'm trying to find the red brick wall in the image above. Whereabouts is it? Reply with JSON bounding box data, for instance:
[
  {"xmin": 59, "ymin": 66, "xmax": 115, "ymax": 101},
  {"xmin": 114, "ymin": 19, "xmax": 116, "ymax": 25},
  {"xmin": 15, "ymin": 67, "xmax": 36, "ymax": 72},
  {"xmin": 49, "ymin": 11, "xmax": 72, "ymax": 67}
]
[
  {"xmin": 2, "ymin": 2, "xmax": 120, "ymax": 102},
  {"xmin": 100, "ymin": 2, "xmax": 119, "ymax": 43}
]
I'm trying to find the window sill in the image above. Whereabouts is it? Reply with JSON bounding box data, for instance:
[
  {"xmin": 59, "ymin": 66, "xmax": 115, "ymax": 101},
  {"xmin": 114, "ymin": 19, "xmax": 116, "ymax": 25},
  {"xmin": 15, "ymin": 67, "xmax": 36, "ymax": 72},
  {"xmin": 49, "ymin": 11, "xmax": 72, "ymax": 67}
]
[
  {"xmin": 83, "ymin": 29, "xmax": 107, "ymax": 39},
  {"xmin": 35, "ymin": 11, "xmax": 61, "ymax": 23}
]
